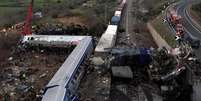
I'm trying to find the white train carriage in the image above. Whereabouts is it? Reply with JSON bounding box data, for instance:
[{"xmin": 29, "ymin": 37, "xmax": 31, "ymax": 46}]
[
  {"xmin": 42, "ymin": 36, "xmax": 93, "ymax": 101},
  {"xmin": 114, "ymin": 11, "xmax": 122, "ymax": 17},
  {"xmin": 22, "ymin": 35, "xmax": 86, "ymax": 47},
  {"xmin": 95, "ymin": 25, "xmax": 118, "ymax": 53}
]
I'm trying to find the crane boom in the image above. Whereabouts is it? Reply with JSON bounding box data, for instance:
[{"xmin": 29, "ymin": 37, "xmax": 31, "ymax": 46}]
[{"xmin": 23, "ymin": 0, "xmax": 34, "ymax": 35}]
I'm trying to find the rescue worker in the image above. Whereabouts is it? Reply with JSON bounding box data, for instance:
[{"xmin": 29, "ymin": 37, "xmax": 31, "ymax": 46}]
[{"xmin": 175, "ymin": 32, "xmax": 183, "ymax": 45}]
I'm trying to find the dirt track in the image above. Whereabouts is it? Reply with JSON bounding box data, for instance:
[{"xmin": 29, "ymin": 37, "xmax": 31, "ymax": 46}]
[{"xmin": 117, "ymin": 0, "xmax": 157, "ymax": 48}]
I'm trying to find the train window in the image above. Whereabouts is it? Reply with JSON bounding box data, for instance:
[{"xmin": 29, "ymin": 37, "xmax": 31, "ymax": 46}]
[
  {"xmin": 77, "ymin": 69, "xmax": 80, "ymax": 74},
  {"xmin": 71, "ymin": 80, "xmax": 75, "ymax": 85},
  {"xmin": 30, "ymin": 37, "xmax": 34, "ymax": 40},
  {"xmin": 66, "ymin": 90, "xmax": 70, "ymax": 96},
  {"xmin": 70, "ymin": 94, "xmax": 74, "ymax": 100},
  {"xmin": 75, "ymin": 70, "xmax": 79, "ymax": 77},
  {"xmin": 71, "ymin": 95, "xmax": 78, "ymax": 100},
  {"xmin": 66, "ymin": 90, "xmax": 74, "ymax": 100},
  {"xmin": 74, "ymin": 75, "xmax": 78, "ymax": 80}
]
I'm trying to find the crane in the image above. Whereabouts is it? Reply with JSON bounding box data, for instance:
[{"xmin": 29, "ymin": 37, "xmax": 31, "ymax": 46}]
[{"xmin": 22, "ymin": 0, "xmax": 34, "ymax": 35}]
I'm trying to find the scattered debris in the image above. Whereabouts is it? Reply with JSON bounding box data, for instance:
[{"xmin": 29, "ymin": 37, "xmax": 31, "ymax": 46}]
[
  {"xmin": 8, "ymin": 57, "xmax": 13, "ymax": 61},
  {"xmin": 91, "ymin": 57, "xmax": 105, "ymax": 66},
  {"xmin": 79, "ymin": 45, "xmax": 201, "ymax": 101},
  {"xmin": 111, "ymin": 66, "xmax": 133, "ymax": 78},
  {"xmin": 0, "ymin": 44, "xmax": 72, "ymax": 100},
  {"xmin": 39, "ymin": 73, "xmax": 47, "ymax": 78}
]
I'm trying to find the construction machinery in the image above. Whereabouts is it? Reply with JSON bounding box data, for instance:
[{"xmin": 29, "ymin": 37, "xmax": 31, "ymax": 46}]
[
  {"xmin": 22, "ymin": 0, "xmax": 34, "ymax": 35},
  {"xmin": 168, "ymin": 9, "xmax": 182, "ymax": 27},
  {"xmin": 167, "ymin": 8, "xmax": 200, "ymax": 49}
]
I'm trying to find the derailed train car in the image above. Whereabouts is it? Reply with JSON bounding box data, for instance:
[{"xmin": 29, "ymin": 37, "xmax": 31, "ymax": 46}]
[
  {"xmin": 21, "ymin": 35, "xmax": 94, "ymax": 101},
  {"xmin": 41, "ymin": 37, "xmax": 93, "ymax": 101},
  {"xmin": 22, "ymin": 35, "xmax": 86, "ymax": 47}
]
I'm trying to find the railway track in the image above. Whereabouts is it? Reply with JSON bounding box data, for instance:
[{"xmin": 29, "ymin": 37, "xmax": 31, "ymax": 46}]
[{"xmin": 112, "ymin": 0, "xmax": 158, "ymax": 100}]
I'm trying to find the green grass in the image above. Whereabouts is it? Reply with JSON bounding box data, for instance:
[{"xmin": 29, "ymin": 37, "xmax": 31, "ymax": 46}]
[
  {"xmin": 0, "ymin": 0, "xmax": 64, "ymax": 28},
  {"xmin": 191, "ymin": 3, "xmax": 201, "ymax": 27},
  {"xmin": 139, "ymin": 0, "xmax": 180, "ymax": 22},
  {"xmin": 0, "ymin": 0, "xmax": 117, "ymax": 38},
  {"xmin": 151, "ymin": 13, "xmax": 177, "ymax": 47}
]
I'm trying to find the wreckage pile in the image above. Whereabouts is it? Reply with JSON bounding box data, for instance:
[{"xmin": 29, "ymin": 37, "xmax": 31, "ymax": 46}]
[
  {"xmin": 0, "ymin": 44, "xmax": 75, "ymax": 101},
  {"xmin": 78, "ymin": 46, "xmax": 201, "ymax": 101},
  {"xmin": 148, "ymin": 47, "xmax": 192, "ymax": 101}
]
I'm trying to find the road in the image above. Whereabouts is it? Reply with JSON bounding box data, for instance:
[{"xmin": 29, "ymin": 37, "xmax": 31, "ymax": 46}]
[
  {"xmin": 177, "ymin": 0, "xmax": 201, "ymax": 39},
  {"xmin": 176, "ymin": 0, "xmax": 201, "ymax": 59},
  {"xmin": 176, "ymin": 1, "xmax": 201, "ymax": 101}
]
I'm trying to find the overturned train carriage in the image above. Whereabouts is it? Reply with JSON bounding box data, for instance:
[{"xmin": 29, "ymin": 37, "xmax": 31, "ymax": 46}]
[
  {"xmin": 22, "ymin": 35, "xmax": 94, "ymax": 101},
  {"xmin": 42, "ymin": 37, "xmax": 93, "ymax": 101},
  {"xmin": 22, "ymin": 35, "xmax": 87, "ymax": 47}
]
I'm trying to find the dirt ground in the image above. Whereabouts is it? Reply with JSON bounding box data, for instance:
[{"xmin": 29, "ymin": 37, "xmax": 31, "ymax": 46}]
[
  {"xmin": 0, "ymin": 31, "xmax": 20, "ymax": 62},
  {"xmin": 57, "ymin": 16, "xmax": 89, "ymax": 27},
  {"xmin": 189, "ymin": 5, "xmax": 201, "ymax": 28}
]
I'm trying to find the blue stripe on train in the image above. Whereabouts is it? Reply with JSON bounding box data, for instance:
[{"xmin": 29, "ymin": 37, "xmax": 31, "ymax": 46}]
[{"xmin": 139, "ymin": 48, "xmax": 152, "ymax": 66}]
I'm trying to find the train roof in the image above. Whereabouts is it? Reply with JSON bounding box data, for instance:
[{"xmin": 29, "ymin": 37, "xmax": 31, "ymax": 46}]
[
  {"xmin": 95, "ymin": 33, "xmax": 116, "ymax": 52},
  {"xmin": 105, "ymin": 25, "xmax": 118, "ymax": 35},
  {"xmin": 114, "ymin": 11, "xmax": 122, "ymax": 17},
  {"xmin": 41, "ymin": 36, "xmax": 93, "ymax": 101},
  {"xmin": 95, "ymin": 25, "xmax": 118, "ymax": 53},
  {"xmin": 22, "ymin": 35, "xmax": 87, "ymax": 44}
]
